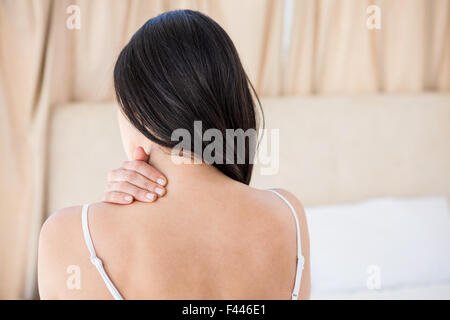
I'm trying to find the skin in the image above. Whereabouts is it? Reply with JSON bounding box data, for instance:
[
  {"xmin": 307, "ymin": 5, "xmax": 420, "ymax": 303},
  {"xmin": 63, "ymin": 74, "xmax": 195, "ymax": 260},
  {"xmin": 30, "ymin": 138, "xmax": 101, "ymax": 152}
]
[
  {"xmin": 101, "ymin": 146, "xmax": 167, "ymax": 204},
  {"xmin": 38, "ymin": 110, "xmax": 311, "ymax": 300}
]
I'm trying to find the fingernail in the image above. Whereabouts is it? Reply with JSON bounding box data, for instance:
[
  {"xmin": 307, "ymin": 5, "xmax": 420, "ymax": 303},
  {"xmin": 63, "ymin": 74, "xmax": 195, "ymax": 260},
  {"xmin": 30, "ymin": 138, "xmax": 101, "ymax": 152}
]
[
  {"xmin": 157, "ymin": 178, "xmax": 166, "ymax": 186},
  {"xmin": 125, "ymin": 195, "xmax": 133, "ymax": 202},
  {"xmin": 146, "ymin": 193, "xmax": 156, "ymax": 201},
  {"xmin": 155, "ymin": 187, "xmax": 164, "ymax": 196}
]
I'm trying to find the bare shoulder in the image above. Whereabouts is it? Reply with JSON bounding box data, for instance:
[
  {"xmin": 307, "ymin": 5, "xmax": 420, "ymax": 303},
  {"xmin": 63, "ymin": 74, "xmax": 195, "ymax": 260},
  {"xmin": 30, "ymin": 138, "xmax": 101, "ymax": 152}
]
[
  {"xmin": 261, "ymin": 188, "xmax": 311, "ymax": 300},
  {"xmin": 40, "ymin": 205, "xmax": 82, "ymax": 237},
  {"xmin": 38, "ymin": 205, "xmax": 85, "ymax": 299},
  {"xmin": 39, "ymin": 205, "xmax": 87, "ymax": 255},
  {"xmin": 38, "ymin": 202, "xmax": 125, "ymax": 299},
  {"xmin": 245, "ymin": 187, "xmax": 306, "ymax": 222},
  {"xmin": 39, "ymin": 205, "xmax": 85, "ymax": 257},
  {"xmin": 269, "ymin": 189, "xmax": 306, "ymax": 220},
  {"xmin": 38, "ymin": 201, "xmax": 130, "ymax": 262}
]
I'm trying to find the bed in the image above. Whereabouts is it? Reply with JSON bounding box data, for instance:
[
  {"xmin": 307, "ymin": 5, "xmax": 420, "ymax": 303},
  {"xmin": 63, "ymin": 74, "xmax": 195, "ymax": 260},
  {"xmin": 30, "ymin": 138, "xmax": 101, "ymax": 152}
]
[{"xmin": 47, "ymin": 93, "xmax": 450, "ymax": 299}]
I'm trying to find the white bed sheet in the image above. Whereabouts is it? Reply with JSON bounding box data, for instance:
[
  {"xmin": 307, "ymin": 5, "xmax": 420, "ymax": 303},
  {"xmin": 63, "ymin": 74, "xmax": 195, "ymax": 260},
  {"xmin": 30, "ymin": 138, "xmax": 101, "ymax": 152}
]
[
  {"xmin": 305, "ymin": 196, "xmax": 450, "ymax": 299},
  {"xmin": 312, "ymin": 282, "xmax": 450, "ymax": 300}
]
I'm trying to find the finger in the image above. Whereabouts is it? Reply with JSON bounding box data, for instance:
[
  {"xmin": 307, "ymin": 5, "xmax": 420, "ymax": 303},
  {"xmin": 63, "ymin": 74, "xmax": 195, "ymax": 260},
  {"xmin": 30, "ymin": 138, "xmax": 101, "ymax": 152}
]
[
  {"xmin": 121, "ymin": 161, "xmax": 167, "ymax": 187},
  {"xmin": 108, "ymin": 168, "xmax": 166, "ymax": 196},
  {"xmin": 101, "ymin": 191, "xmax": 134, "ymax": 204},
  {"xmin": 107, "ymin": 181, "xmax": 157, "ymax": 202},
  {"xmin": 133, "ymin": 146, "xmax": 149, "ymax": 162}
]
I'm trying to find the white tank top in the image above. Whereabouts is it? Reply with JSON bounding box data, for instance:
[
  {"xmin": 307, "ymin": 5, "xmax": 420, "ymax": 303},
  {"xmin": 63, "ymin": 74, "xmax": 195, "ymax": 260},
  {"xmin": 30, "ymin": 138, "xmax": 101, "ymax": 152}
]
[{"xmin": 81, "ymin": 189, "xmax": 305, "ymax": 300}]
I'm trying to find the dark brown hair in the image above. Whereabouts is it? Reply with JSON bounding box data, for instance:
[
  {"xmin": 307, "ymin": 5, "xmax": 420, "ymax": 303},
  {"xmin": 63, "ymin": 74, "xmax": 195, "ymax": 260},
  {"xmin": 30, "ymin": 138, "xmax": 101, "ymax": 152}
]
[{"xmin": 114, "ymin": 10, "xmax": 262, "ymax": 184}]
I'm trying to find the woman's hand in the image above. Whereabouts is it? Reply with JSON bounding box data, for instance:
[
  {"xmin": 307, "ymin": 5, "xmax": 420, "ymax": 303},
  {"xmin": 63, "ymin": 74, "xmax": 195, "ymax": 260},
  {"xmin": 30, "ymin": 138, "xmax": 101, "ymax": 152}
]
[{"xmin": 101, "ymin": 146, "xmax": 167, "ymax": 204}]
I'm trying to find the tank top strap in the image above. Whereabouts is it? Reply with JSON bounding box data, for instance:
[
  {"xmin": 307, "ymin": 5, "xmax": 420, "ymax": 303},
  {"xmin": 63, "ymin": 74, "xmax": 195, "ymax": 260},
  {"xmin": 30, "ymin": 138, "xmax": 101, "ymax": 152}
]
[
  {"xmin": 267, "ymin": 190, "xmax": 305, "ymax": 300},
  {"xmin": 81, "ymin": 204, "xmax": 124, "ymax": 300}
]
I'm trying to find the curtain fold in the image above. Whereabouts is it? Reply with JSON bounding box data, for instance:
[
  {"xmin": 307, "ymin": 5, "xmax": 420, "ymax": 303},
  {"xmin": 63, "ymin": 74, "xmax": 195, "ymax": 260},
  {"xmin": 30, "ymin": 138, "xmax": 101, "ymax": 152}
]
[
  {"xmin": 0, "ymin": 0, "xmax": 283, "ymax": 299},
  {"xmin": 284, "ymin": 0, "xmax": 450, "ymax": 94},
  {"xmin": 0, "ymin": 0, "xmax": 53, "ymax": 299},
  {"xmin": 0, "ymin": 0, "xmax": 448, "ymax": 299}
]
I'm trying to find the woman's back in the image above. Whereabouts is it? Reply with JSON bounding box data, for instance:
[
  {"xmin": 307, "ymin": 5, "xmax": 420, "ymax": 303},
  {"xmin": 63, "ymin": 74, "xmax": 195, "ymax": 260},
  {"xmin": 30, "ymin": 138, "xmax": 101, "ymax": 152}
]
[
  {"xmin": 38, "ymin": 174, "xmax": 310, "ymax": 299},
  {"xmin": 38, "ymin": 9, "xmax": 310, "ymax": 300}
]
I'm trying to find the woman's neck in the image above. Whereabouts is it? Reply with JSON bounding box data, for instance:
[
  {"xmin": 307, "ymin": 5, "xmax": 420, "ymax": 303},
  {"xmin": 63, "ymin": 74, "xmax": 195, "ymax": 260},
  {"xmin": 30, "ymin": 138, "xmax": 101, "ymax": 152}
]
[{"xmin": 147, "ymin": 146, "xmax": 232, "ymax": 195}]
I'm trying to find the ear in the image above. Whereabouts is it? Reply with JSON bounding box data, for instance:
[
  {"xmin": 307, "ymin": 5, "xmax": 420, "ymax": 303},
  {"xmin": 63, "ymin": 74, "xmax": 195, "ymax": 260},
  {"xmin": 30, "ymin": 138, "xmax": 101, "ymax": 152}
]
[{"xmin": 133, "ymin": 146, "xmax": 150, "ymax": 162}]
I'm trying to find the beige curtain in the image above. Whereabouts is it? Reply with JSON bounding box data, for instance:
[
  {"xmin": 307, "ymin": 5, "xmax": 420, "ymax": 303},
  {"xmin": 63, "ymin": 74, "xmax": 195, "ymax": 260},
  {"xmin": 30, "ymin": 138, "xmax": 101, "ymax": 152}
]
[
  {"xmin": 284, "ymin": 0, "xmax": 450, "ymax": 94},
  {"xmin": 0, "ymin": 0, "xmax": 282, "ymax": 299},
  {"xmin": 0, "ymin": 0, "xmax": 448, "ymax": 299}
]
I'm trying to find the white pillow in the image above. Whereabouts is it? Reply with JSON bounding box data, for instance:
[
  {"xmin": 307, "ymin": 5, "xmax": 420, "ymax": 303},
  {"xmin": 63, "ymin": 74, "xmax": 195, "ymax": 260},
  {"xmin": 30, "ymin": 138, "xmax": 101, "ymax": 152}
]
[{"xmin": 305, "ymin": 197, "xmax": 450, "ymax": 297}]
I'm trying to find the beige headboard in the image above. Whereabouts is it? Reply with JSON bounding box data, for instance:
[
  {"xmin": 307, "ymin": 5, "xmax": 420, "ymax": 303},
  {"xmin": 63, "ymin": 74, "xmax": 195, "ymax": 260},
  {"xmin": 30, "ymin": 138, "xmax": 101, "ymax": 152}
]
[
  {"xmin": 48, "ymin": 93, "xmax": 450, "ymax": 213},
  {"xmin": 251, "ymin": 94, "xmax": 450, "ymax": 205}
]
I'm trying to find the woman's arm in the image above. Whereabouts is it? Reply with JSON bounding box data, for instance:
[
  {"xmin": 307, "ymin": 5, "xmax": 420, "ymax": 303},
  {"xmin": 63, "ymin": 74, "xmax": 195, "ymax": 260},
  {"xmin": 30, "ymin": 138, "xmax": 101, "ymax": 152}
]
[{"xmin": 102, "ymin": 146, "xmax": 167, "ymax": 204}]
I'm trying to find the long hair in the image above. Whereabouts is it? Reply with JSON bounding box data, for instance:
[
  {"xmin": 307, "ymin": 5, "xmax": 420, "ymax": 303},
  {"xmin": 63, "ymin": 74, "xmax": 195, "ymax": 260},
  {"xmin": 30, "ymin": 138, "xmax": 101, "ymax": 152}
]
[{"xmin": 114, "ymin": 10, "xmax": 262, "ymax": 184}]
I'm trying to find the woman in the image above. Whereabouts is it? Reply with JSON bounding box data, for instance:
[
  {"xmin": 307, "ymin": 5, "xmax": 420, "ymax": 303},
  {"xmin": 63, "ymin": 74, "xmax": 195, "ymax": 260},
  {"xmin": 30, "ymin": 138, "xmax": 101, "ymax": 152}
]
[{"xmin": 38, "ymin": 10, "xmax": 310, "ymax": 300}]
